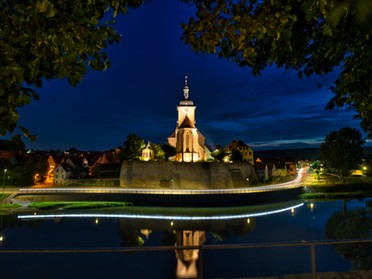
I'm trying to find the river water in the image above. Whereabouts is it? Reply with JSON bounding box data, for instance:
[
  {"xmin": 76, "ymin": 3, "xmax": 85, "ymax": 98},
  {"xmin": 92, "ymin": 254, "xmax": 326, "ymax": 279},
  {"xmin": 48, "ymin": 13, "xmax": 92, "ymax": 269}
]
[{"xmin": 0, "ymin": 198, "xmax": 370, "ymax": 278}]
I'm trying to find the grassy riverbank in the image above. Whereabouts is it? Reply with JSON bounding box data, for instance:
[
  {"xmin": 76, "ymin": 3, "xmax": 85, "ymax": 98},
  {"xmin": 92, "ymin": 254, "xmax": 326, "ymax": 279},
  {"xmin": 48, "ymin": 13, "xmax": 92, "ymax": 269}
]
[
  {"xmin": 0, "ymin": 192, "xmax": 133, "ymax": 211},
  {"xmin": 301, "ymin": 173, "xmax": 372, "ymax": 199}
]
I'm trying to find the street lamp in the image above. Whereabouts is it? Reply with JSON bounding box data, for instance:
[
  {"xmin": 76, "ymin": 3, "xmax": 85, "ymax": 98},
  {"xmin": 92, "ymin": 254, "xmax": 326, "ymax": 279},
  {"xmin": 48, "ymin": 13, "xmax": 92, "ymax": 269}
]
[{"xmin": 2, "ymin": 169, "xmax": 7, "ymax": 193}]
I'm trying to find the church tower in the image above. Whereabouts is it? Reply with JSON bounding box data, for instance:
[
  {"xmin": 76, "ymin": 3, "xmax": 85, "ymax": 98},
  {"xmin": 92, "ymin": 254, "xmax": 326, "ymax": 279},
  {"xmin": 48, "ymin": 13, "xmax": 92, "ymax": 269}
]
[{"xmin": 168, "ymin": 77, "xmax": 206, "ymax": 162}]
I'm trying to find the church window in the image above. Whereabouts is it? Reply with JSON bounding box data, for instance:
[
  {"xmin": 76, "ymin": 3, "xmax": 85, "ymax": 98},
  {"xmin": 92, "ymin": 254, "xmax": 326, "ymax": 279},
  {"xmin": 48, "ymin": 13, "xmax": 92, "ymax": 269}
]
[{"xmin": 186, "ymin": 133, "xmax": 190, "ymax": 150}]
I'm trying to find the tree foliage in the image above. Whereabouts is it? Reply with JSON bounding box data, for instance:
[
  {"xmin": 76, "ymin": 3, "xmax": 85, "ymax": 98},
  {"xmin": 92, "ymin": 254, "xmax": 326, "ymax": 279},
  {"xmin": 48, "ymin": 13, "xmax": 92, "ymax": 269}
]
[
  {"xmin": 121, "ymin": 133, "xmax": 145, "ymax": 160},
  {"xmin": 150, "ymin": 143, "xmax": 165, "ymax": 161},
  {"xmin": 182, "ymin": 0, "xmax": 372, "ymax": 136},
  {"xmin": 161, "ymin": 143, "xmax": 177, "ymax": 161},
  {"xmin": 4, "ymin": 153, "xmax": 48, "ymax": 186},
  {"xmin": 0, "ymin": 135, "xmax": 25, "ymax": 152},
  {"xmin": 326, "ymin": 202, "xmax": 372, "ymax": 270},
  {"xmin": 320, "ymin": 127, "xmax": 365, "ymax": 183},
  {"xmin": 230, "ymin": 149, "xmax": 243, "ymax": 162},
  {"xmin": 0, "ymin": 0, "xmax": 144, "ymax": 137},
  {"xmin": 211, "ymin": 149, "xmax": 227, "ymax": 162}
]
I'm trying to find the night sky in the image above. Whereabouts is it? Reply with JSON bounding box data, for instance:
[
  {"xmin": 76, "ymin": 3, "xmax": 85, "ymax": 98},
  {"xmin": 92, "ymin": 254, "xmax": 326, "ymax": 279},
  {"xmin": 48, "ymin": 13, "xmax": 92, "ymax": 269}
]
[{"xmin": 18, "ymin": 0, "xmax": 366, "ymax": 151}]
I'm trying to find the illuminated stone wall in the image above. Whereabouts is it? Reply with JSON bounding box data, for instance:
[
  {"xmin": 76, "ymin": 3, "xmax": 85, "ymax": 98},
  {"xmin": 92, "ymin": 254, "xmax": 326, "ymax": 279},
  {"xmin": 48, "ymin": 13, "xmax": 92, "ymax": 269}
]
[
  {"xmin": 120, "ymin": 160, "xmax": 258, "ymax": 189},
  {"xmin": 64, "ymin": 178, "xmax": 119, "ymax": 186}
]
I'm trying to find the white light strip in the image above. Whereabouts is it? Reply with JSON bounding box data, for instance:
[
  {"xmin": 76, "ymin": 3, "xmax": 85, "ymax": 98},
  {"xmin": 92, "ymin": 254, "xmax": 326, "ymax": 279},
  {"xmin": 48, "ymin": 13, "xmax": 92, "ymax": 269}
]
[
  {"xmin": 18, "ymin": 203, "xmax": 304, "ymax": 221},
  {"xmin": 19, "ymin": 168, "xmax": 305, "ymax": 196}
]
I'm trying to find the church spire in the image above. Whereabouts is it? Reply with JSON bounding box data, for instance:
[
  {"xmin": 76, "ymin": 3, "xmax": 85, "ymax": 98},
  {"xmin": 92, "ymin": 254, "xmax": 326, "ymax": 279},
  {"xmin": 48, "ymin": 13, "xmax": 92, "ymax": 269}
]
[{"xmin": 183, "ymin": 75, "xmax": 189, "ymax": 99}]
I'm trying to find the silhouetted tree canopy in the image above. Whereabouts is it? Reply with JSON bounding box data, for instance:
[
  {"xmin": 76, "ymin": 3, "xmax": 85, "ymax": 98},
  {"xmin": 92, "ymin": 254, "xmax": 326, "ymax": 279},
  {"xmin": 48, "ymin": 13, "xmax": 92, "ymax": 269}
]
[
  {"xmin": 211, "ymin": 149, "xmax": 227, "ymax": 162},
  {"xmin": 150, "ymin": 143, "xmax": 165, "ymax": 160},
  {"xmin": 326, "ymin": 202, "xmax": 372, "ymax": 270},
  {"xmin": 320, "ymin": 127, "xmax": 364, "ymax": 183},
  {"xmin": 230, "ymin": 149, "xmax": 243, "ymax": 162},
  {"xmin": 0, "ymin": 0, "xmax": 144, "ymax": 138},
  {"xmin": 121, "ymin": 133, "xmax": 145, "ymax": 160},
  {"xmin": 2, "ymin": 0, "xmax": 371, "ymax": 141},
  {"xmin": 161, "ymin": 143, "xmax": 177, "ymax": 161},
  {"xmin": 182, "ymin": 0, "xmax": 372, "ymax": 136}
]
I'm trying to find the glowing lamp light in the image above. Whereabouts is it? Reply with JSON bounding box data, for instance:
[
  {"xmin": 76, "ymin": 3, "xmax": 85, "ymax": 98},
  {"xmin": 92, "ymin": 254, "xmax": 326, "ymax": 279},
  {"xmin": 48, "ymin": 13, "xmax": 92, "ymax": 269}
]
[
  {"xmin": 309, "ymin": 203, "xmax": 314, "ymax": 211},
  {"xmin": 291, "ymin": 208, "xmax": 295, "ymax": 216}
]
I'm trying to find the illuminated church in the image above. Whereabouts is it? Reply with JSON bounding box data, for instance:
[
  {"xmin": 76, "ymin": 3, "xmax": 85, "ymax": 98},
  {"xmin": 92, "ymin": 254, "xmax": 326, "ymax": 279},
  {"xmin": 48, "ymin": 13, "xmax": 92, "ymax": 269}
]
[{"xmin": 167, "ymin": 77, "xmax": 208, "ymax": 162}]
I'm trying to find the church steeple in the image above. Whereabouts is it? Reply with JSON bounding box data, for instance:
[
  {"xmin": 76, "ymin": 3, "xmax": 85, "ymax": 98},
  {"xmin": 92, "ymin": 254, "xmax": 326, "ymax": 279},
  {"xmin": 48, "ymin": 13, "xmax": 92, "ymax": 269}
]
[
  {"xmin": 167, "ymin": 76, "xmax": 206, "ymax": 162},
  {"xmin": 183, "ymin": 75, "xmax": 189, "ymax": 99}
]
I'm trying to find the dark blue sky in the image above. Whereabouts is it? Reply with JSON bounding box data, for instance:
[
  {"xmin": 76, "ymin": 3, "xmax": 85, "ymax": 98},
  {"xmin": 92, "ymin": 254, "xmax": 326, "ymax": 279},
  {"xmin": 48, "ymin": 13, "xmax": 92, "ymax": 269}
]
[{"xmin": 18, "ymin": 0, "xmax": 365, "ymax": 151}]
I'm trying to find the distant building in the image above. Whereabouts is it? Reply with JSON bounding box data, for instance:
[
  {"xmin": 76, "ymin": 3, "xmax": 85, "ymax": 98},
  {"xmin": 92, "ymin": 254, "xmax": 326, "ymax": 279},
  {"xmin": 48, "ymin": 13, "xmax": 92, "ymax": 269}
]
[
  {"xmin": 224, "ymin": 139, "xmax": 254, "ymax": 164},
  {"xmin": 254, "ymin": 157, "xmax": 296, "ymax": 181},
  {"xmin": 168, "ymin": 77, "xmax": 209, "ymax": 162},
  {"xmin": 53, "ymin": 162, "xmax": 74, "ymax": 185},
  {"xmin": 46, "ymin": 154, "xmax": 64, "ymax": 183},
  {"xmin": 141, "ymin": 141, "xmax": 154, "ymax": 161}
]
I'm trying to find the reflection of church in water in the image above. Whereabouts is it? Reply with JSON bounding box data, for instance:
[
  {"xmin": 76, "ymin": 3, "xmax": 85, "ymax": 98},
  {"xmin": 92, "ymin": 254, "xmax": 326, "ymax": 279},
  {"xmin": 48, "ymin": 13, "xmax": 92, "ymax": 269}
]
[
  {"xmin": 118, "ymin": 217, "xmax": 256, "ymax": 279},
  {"xmin": 167, "ymin": 76, "xmax": 208, "ymax": 162},
  {"xmin": 175, "ymin": 230, "xmax": 206, "ymax": 278}
]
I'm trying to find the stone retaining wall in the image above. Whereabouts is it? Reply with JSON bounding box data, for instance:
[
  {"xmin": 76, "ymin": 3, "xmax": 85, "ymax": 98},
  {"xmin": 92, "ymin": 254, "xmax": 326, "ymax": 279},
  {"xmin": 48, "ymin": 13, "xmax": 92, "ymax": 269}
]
[
  {"xmin": 63, "ymin": 178, "xmax": 119, "ymax": 187},
  {"xmin": 120, "ymin": 161, "xmax": 258, "ymax": 189}
]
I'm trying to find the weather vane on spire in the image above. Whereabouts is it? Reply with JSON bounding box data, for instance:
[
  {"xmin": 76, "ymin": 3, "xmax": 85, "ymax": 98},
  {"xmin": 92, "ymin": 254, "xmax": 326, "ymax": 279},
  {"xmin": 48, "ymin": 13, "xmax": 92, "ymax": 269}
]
[{"xmin": 183, "ymin": 75, "xmax": 189, "ymax": 99}]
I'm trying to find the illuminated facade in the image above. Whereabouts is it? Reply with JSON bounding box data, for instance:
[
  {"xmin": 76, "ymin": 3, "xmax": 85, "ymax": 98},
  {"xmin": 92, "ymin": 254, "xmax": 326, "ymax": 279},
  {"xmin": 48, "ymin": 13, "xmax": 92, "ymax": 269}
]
[
  {"xmin": 224, "ymin": 139, "xmax": 254, "ymax": 164},
  {"xmin": 168, "ymin": 77, "xmax": 207, "ymax": 162},
  {"xmin": 140, "ymin": 141, "xmax": 154, "ymax": 161}
]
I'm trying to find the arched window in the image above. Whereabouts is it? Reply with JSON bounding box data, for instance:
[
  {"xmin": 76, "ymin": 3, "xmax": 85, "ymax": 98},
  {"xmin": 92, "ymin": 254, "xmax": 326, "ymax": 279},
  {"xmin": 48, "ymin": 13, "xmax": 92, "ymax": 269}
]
[{"xmin": 185, "ymin": 132, "xmax": 190, "ymax": 151}]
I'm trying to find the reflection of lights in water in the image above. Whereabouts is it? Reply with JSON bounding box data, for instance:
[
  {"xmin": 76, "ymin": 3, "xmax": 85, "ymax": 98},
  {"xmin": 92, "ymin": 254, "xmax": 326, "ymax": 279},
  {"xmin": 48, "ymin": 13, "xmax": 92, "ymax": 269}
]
[
  {"xmin": 140, "ymin": 229, "xmax": 152, "ymax": 240},
  {"xmin": 291, "ymin": 208, "xmax": 295, "ymax": 216},
  {"xmin": 0, "ymin": 235, "xmax": 3, "ymax": 246},
  {"xmin": 171, "ymin": 221, "xmax": 174, "ymax": 226},
  {"xmin": 95, "ymin": 218, "xmax": 99, "ymax": 225},
  {"xmin": 18, "ymin": 203, "xmax": 304, "ymax": 221},
  {"xmin": 247, "ymin": 218, "xmax": 250, "ymax": 224}
]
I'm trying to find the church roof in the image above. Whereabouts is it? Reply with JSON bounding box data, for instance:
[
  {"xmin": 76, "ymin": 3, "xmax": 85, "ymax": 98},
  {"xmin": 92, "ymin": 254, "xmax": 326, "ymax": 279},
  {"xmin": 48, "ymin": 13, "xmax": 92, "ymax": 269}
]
[{"xmin": 179, "ymin": 116, "xmax": 195, "ymax": 128}]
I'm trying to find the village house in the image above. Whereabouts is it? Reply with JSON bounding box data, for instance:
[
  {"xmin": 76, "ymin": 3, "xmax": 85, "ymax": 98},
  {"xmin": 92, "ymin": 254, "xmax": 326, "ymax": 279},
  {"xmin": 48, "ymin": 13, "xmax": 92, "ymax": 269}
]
[
  {"xmin": 46, "ymin": 154, "xmax": 64, "ymax": 183},
  {"xmin": 224, "ymin": 139, "xmax": 254, "ymax": 165},
  {"xmin": 53, "ymin": 162, "xmax": 74, "ymax": 185},
  {"xmin": 254, "ymin": 157, "xmax": 296, "ymax": 182}
]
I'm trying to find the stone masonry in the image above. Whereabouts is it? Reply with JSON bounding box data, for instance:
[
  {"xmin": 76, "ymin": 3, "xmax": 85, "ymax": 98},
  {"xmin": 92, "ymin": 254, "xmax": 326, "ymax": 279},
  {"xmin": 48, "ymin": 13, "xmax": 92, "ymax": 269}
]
[{"xmin": 120, "ymin": 160, "xmax": 258, "ymax": 189}]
